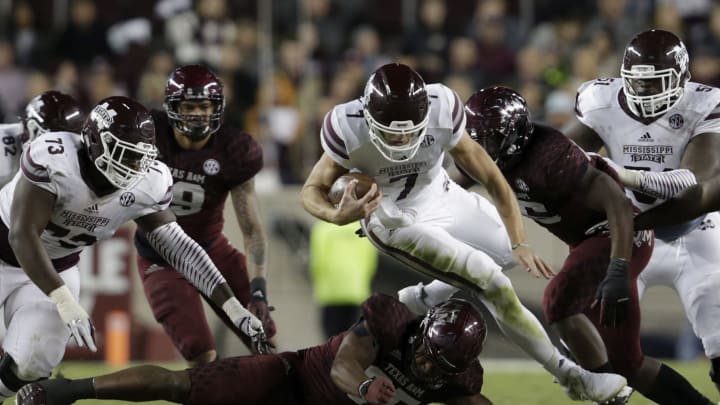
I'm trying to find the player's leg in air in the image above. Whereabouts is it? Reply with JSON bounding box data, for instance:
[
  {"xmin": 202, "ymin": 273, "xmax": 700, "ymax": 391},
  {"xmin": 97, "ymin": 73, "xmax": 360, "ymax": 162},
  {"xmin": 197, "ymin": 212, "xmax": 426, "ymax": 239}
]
[
  {"xmin": 16, "ymin": 354, "xmax": 299, "ymax": 405},
  {"xmin": 366, "ymin": 221, "xmax": 626, "ymax": 401}
]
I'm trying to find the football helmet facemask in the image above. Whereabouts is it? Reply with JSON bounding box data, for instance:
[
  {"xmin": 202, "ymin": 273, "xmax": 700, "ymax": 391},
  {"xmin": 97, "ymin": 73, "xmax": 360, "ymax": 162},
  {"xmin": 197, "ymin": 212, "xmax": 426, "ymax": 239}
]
[
  {"xmin": 405, "ymin": 298, "xmax": 486, "ymax": 386},
  {"xmin": 620, "ymin": 29, "xmax": 690, "ymax": 118},
  {"xmin": 164, "ymin": 64, "xmax": 225, "ymax": 141},
  {"xmin": 363, "ymin": 63, "xmax": 430, "ymax": 162},
  {"xmin": 83, "ymin": 96, "xmax": 158, "ymax": 189}
]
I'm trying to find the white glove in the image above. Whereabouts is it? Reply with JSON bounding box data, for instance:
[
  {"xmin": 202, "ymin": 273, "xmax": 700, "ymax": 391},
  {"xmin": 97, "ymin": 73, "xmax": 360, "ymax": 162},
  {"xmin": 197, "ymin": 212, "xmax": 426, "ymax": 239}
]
[
  {"xmin": 375, "ymin": 198, "xmax": 416, "ymax": 229},
  {"xmin": 222, "ymin": 297, "xmax": 264, "ymax": 338},
  {"xmin": 49, "ymin": 285, "xmax": 97, "ymax": 352}
]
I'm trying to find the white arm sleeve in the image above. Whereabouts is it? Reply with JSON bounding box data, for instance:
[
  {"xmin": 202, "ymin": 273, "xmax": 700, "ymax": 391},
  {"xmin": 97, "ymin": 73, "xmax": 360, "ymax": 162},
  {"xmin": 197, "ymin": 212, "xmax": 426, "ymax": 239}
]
[
  {"xmin": 637, "ymin": 169, "xmax": 697, "ymax": 199},
  {"xmin": 145, "ymin": 222, "xmax": 226, "ymax": 297}
]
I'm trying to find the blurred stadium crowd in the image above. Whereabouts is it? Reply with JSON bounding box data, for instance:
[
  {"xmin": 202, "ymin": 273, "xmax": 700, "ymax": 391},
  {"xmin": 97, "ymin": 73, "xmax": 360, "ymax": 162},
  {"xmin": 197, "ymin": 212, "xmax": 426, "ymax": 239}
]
[{"xmin": 1, "ymin": 0, "xmax": 720, "ymax": 187}]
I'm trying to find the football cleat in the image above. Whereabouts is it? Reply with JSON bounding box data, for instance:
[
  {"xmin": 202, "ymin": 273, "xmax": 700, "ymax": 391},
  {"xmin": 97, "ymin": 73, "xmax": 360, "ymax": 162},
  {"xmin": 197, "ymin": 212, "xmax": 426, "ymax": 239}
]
[
  {"xmin": 556, "ymin": 364, "xmax": 627, "ymax": 402},
  {"xmin": 397, "ymin": 283, "xmax": 431, "ymax": 316},
  {"xmin": 16, "ymin": 379, "xmax": 75, "ymax": 405},
  {"xmin": 593, "ymin": 385, "xmax": 634, "ymax": 405},
  {"xmin": 16, "ymin": 383, "xmax": 49, "ymax": 405}
]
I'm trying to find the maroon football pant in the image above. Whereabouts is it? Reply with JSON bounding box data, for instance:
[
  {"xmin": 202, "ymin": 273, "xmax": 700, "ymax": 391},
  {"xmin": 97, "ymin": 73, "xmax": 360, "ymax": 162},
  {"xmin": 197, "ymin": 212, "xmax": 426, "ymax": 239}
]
[
  {"xmin": 138, "ymin": 235, "xmax": 252, "ymax": 360},
  {"xmin": 543, "ymin": 233, "xmax": 653, "ymax": 379},
  {"xmin": 185, "ymin": 352, "xmax": 302, "ymax": 405}
]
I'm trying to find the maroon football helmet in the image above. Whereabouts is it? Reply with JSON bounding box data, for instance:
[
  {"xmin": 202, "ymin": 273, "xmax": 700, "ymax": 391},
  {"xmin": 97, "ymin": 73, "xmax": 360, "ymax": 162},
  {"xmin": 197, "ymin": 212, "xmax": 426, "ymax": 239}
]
[
  {"xmin": 406, "ymin": 298, "xmax": 486, "ymax": 385},
  {"xmin": 620, "ymin": 29, "xmax": 690, "ymax": 118},
  {"xmin": 164, "ymin": 64, "xmax": 225, "ymax": 140},
  {"xmin": 465, "ymin": 86, "xmax": 533, "ymax": 169},
  {"xmin": 363, "ymin": 63, "xmax": 429, "ymax": 162},
  {"xmin": 22, "ymin": 90, "xmax": 84, "ymax": 143},
  {"xmin": 82, "ymin": 96, "xmax": 158, "ymax": 189}
]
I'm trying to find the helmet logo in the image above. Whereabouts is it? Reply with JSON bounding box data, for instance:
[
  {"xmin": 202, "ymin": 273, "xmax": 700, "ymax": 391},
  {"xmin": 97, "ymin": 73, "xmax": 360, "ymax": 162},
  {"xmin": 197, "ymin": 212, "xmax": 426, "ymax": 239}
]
[
  {"xmin": 669, "ymin": 44, "xmax": 688, "ymax": 70},
  {"xmin": 91, "ymin": 102, "xmax": 118, "ymax": 130},
  {"xmin": 432, "ymin": 309, "xmax": 459, "ymax": 325}
]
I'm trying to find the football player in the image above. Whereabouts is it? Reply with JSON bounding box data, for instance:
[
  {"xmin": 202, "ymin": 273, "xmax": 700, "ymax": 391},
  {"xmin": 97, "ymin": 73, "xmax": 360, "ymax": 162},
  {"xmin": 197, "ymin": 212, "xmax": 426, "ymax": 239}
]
[
  {"xmin": 0, "ymin": 90, "xmax": 85, "ymax": 187},
  {"xmin": 0, "ymin": 96, "xmax": 265, "ymax": 401},
  {"xmin": 565, "ymin": 29, "xmax": 720, "ymax": 395},
  {"xmin": 16, "ymin": 293, "xmax": 493, "ymax": 405},
  {"xmin": 458, "ymin": 86, "xmax": 709, "ymax": 405},
  {"xmin": 133, "ymin": 64, "xmax": 274, "ymax": 365},
  {"xmin": 301, "ymin": 62, "xmax": 627, "ymax": 402}
]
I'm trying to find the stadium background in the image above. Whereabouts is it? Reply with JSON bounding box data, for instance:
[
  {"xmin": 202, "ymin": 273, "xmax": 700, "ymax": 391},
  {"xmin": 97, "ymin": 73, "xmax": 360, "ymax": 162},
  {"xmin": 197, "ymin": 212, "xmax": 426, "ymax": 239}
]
[{"xmin": 1, "ymin": 0, "xmax": 720, "ymax": 400}]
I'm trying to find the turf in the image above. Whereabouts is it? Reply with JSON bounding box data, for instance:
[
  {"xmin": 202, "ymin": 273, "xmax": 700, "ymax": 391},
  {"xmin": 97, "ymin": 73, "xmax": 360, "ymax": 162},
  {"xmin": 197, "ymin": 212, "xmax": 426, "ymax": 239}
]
[{"xmin": 5, "ymin": 359, "xmax": 718, "ymax": 404}]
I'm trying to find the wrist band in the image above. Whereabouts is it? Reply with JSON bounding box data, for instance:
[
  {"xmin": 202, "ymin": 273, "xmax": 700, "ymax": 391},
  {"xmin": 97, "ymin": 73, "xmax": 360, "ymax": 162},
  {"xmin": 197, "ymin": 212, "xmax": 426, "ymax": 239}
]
[
  {"xmin": 250, "ymin": 277, "xmax": 267, "ymax": 300},
  {"xmin": 358, "ymin": 377, "xmax": 375, "ymax": 400},
  {"xmin": 512, "ymin": 242, "xmax": 530, "ymax": 250}
]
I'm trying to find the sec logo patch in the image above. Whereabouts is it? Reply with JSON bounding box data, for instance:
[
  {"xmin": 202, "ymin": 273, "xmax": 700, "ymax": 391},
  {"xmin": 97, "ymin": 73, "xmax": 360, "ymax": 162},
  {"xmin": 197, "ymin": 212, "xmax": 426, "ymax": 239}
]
[
  {"xmin": 203, "ymin": 159, "xmax": 220, "ymax": 175},
  {"xmin": 119, "ymin": 192, "xmax": 135, "ymax": 207}
]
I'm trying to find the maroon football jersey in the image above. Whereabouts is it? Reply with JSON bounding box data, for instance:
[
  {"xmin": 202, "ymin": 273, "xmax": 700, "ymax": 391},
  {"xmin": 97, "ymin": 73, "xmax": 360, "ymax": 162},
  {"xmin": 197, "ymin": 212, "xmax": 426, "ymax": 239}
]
[
  {"xmin": 502, "ymin": 124, "xmax": 618, "ymax": 246},
  {"xmin": 299, "ymin": 293, "xmax": 483, "ymax": 404},
  {"xmin": 145, "ymin": 110, "xmax": 262, "ymax": 244}
]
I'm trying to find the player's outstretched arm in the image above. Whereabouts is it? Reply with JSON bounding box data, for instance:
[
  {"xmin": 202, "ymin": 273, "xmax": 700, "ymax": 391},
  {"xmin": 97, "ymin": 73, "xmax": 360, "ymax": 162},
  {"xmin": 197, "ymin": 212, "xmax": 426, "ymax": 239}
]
[
  {"xmin": 230, "ymin": 178, "xmax": 276, "ymax": 340},
  {"xmin": 451, "ymin": 133, "xmax": 554, "ymax": 279},
  {"xmin": 135, "ymin": 210, "xmax": 269, "ymax": 351},
  {"xmin": 635, "ymin": 178, "xmax": 720, "ymax": 230},
  {"xmin": 9, "ymin": 176, "xmax": 97, "ymax": 351}
]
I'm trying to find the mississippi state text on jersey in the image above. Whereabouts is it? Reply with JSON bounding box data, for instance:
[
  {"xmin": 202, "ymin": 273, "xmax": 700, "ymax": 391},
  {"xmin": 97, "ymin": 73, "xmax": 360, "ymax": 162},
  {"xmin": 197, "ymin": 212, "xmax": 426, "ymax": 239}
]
[
  {"xmin": 0, "ymin": 132, "xmax": 173, "ymax": 268},
  {"xmin": 575, "ymin": 78, "xmax": 720, "ymax": 210}
]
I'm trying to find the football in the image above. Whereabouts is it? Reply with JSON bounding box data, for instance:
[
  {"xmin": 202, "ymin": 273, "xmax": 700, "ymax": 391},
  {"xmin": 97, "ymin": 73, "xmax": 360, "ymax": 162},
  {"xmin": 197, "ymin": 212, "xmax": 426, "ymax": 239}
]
[{"xmin": 327, "ymin": 173, "xmax": 377, "ymax": 205}]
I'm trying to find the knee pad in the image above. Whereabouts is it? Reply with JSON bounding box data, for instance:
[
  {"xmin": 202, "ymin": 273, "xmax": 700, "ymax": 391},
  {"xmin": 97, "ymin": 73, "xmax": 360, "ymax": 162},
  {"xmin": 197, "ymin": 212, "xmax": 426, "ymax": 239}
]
[{"xmin": 0, "ymin": 353, "xmax": 42, "ymax": 394}]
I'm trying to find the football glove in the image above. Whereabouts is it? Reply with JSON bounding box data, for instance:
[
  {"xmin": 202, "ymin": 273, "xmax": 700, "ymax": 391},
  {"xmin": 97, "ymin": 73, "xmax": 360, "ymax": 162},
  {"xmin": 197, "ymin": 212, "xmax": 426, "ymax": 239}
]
[
  {"xmin": 594, "ymin": 258, "xmax": 630, "ymax": 328},
  {"xmin": 248, "ymin": 277, "xmax": 277, "ymax": 338},
  {"xmin": 49, "ymin": 285, "xmax": 97, "ymax": 352},
  {"xmin": 222, "ymin": 297, "xmax": 264, "ymax": 340}
]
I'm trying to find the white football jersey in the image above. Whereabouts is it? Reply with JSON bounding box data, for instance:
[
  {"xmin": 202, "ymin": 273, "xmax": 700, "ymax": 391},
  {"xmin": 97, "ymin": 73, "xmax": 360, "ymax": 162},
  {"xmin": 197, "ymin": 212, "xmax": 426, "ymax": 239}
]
[
  {"xmin": 0, "ymin": 131, "xmax": 173, "ymax": 259},
  {"xmin": 321, "ymin": 83, "xmax": 465, "ymax": 205},
  {"xmin": 0, "ymin": 123, "xmax": 24, "ymax": 188},
  {"xmin": 575, "ymin": 78, "xmax": 720, "ymax": 210}
]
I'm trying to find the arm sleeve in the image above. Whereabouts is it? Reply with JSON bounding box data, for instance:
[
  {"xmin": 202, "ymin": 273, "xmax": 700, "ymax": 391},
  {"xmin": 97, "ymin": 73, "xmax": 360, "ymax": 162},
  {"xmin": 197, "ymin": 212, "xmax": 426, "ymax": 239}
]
[
  {"xmin": 145, "ymin": 221, "xmax": 227, "ymax": 297},
  {"xmin": 693, "ymin": 101, "xmax": 720, "ymax": 137},
  {"xmin": 637, "ymin": 169, "xmax": 697, "ymax": 199}
]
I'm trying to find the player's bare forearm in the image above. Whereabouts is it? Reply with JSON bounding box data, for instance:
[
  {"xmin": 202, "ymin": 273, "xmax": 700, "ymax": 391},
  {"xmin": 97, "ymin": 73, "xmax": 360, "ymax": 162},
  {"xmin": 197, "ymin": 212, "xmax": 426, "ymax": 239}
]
[
  {"xmin": 583, "ymin": 170, "xmax": 634, "ymax": 260},
  {"xmin": 330, "ymin": 323, "xmax": 377, "ymax": 396},
  {"xmin": 10, "ymin": 231, "xmax": 63, "ymax": 294},
  {"xmin": 635, "ymin": 180, "xmax": 720, "ymax": 229},
  {"xmin": 302, "ymin": 153, "xmax": 349, "ymax": 224},
  {"xmin": 230, "ymin": 180, "xmax": 268, "ymax": 279},
  {"xmin": 9, "ymin": 176, "xmax": 64, "ymax": 294}
]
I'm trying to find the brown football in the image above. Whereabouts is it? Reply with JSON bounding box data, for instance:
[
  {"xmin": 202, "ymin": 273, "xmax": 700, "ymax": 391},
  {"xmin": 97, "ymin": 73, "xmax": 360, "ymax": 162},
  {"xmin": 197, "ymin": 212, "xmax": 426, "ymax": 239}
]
[{"xmin": 328, "ymin": 173, "xmax": 377, "ymax": 205}]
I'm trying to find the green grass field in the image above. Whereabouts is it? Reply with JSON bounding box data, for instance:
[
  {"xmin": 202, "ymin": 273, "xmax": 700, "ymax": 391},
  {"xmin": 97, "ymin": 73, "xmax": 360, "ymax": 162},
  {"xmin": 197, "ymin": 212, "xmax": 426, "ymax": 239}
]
[{"xmin": 4, "ymin": 359, "xmax": 718, "ymax": 404}]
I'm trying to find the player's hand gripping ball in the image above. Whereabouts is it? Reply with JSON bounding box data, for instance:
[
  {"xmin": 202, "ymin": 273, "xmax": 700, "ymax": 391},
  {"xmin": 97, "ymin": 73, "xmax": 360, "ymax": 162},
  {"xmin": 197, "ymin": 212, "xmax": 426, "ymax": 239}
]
[{"xmin": 327, "ymin": 173, "xmax": 378, "ymax": 206}]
